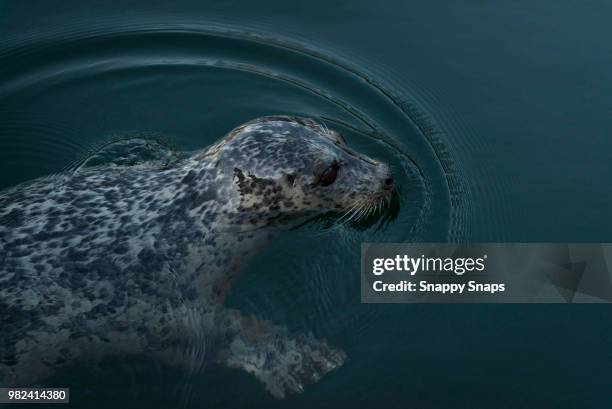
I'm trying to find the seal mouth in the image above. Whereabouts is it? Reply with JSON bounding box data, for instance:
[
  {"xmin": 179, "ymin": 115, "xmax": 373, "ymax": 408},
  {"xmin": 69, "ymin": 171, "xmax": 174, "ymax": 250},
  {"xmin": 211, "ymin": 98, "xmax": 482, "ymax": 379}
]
[{"xmin": 336, "ymin": 189, "xmax": 393, "ymax": 225}]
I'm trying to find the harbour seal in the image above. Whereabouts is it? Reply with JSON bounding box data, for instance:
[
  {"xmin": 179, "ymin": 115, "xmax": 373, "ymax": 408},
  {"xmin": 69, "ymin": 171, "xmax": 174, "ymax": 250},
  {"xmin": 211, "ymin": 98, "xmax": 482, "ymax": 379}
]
[{"xmin": 0, "ymin": 116, "xmax": 393, "ymax": 398}]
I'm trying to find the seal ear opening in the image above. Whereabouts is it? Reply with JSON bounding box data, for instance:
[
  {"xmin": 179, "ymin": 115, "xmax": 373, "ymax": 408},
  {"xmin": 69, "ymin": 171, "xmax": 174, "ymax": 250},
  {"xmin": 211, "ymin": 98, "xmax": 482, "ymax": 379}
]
[{"xmin": 286, "ymin": 173, "xmax": 296, "ymax": 187}]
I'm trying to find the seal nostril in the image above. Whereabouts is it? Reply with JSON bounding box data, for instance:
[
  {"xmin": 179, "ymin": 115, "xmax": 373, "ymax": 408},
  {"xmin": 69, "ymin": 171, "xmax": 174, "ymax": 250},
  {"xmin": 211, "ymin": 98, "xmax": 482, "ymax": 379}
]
[{"xmin": 384, "ymin": 177, "xmax": 393, "ymax": 186}]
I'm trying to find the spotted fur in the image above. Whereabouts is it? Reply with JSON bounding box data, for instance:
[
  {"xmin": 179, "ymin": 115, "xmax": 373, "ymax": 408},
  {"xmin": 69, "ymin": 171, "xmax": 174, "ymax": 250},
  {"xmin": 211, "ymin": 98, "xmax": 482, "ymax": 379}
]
[{"xmin": 0, "ymin": 116, "xmax": 392, "ymax": 398}]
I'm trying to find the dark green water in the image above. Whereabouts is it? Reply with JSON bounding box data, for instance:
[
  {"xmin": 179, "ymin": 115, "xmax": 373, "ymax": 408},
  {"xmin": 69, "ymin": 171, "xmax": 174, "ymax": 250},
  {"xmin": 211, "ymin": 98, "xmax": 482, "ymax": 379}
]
[{"xmin": 1, "ymin": 1, "xmax": 611, "ymax": 408}]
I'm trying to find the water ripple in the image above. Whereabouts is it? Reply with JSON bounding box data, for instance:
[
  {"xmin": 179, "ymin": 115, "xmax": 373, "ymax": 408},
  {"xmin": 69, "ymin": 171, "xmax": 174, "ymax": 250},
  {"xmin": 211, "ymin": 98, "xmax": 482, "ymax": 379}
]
[{"xmin": 0, "ymin": 19, "xmax": 475, "ymax": 405}]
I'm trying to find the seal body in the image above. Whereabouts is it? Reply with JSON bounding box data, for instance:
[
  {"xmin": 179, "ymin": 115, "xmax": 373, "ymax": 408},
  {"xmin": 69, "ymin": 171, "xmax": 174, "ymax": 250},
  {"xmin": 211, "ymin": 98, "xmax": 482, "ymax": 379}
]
[{"xmin": 0, "ymin": 116, "xmax": 392, "ymax": 398}]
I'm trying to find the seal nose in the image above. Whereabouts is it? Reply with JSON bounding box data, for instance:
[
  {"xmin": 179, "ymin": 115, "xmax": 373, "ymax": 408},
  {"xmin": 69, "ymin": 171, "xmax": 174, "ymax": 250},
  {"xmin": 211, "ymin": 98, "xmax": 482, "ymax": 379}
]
[{"xmin": 377, "ymin": 162, "xmax": 393, "ymax": 190}]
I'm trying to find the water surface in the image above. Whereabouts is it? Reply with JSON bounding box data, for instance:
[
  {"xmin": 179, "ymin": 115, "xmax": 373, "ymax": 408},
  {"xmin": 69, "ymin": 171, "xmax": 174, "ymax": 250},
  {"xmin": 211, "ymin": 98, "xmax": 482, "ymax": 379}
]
[{"xmin": 1, "ymin": 1, "xmax": 611, "ymax": 408}]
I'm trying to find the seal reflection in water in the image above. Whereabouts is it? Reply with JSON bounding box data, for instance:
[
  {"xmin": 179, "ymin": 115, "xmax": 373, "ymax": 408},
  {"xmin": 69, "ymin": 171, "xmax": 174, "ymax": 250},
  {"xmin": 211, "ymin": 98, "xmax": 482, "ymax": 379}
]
[{"xmin": 0, "ymin": 116, "xmax": 393, "ymax": 398}]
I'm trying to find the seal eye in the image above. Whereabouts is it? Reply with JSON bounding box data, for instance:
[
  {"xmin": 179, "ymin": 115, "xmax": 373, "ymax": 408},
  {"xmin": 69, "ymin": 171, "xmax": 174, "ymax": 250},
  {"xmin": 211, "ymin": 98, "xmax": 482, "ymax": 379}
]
[{"xmin": 319, "ymin": 164, "xmax": 339, "ymax": 186}]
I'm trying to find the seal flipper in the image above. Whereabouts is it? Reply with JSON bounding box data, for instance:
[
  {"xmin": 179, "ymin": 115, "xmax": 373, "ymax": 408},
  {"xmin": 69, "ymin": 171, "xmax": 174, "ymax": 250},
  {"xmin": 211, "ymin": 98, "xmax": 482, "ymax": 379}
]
[{"xmin": 217, "ymin": 312, "xmax": 346, "ymax": 399}]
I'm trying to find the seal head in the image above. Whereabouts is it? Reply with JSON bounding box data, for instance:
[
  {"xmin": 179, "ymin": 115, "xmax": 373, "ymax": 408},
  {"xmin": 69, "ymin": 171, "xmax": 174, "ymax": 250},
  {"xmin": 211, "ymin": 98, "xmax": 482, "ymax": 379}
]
[{"xmin": 211, "ymin": 116, "xmax": 393, "ymax": 227}]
